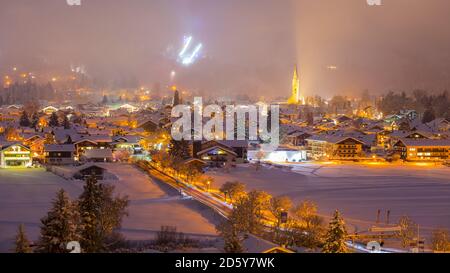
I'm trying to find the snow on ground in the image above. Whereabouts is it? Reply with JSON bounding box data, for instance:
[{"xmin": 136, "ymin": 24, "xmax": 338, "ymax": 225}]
[
  {"xmin": 0, "ymin": 164, "xmax": 218, "ymax": 252},
  {"xmin": 101, "ymin": 164, "xmax": 219, "ymax": 240},
  {"xmin": 0, "ymin": 169, "xmax": 82, "ymax": 252},
  {"xmin": 209, "ymin": 163, "xmax": 450, "ymax": 240}
]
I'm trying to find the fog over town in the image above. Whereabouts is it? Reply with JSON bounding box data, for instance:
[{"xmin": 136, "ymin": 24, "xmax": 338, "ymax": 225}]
[
  {"xmin": 2, "ymin": 0, "xmax": 450, "ymax": 98},
  {"xmin": 0, "ymin": 0, "xmax": 449, "ymax": 256}
]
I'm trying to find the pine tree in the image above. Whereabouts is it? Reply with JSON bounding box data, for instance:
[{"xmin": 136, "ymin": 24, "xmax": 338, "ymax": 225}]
[
  {"xmin": 322, "ymin": 210, "xmax": 348, "ymax": 253},
  {"xmin": 169, "ymin": 138, "xmax": 191, "ymax": 159},
  {"xmin": 422, "ymin": 108, "xmax": 436, "ymax": 123},
  {"xmin": 31, "ymin": 112, "xmax": 40, "ymax": 128},
  {"xmin": 19, "ymin": 111, "xmax": 31, "ymax": 127},
  {"xmin": 14, "ymin": 224, "xmax": 33, "ymax": 253},
  {"xmin": 38, "ymin": 190, "xmax": 80, "ymax": 253},
  {"xmin": 78, "ymin": 176, "xmax": 103, "ymax": 252},
  {"xmin": 78, "ymin": 175, "xmax": 129, "ymax": 253},
  {"xmin": 72, "ymin": 114, "xmax": 83, "ymax": 125},
  {"xmin": 102, "ymin": 95, "xmax": 109, "ymax": 104},
  {"xmin": 62, "ymin": 115, "xmax": 71, "ymax": 129},
  {"xmin": 49, "ymin": 112, "xmax": 60, "ymax": 127}
]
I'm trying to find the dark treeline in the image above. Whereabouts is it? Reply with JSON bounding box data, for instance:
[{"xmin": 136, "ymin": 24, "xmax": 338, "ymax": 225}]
[
  {"xmin": 378, "ymin": 90, "xmax": 449, "ymax": 120},
  {"xmin": 0, "ymin": 82, "xmax": 55, "ymax": 105}
]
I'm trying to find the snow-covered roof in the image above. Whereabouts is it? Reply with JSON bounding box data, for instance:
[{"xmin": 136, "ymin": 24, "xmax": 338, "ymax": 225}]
[
  {"xmin": 75, "ymin": 163, "xmax": 108, "ymax": 172},
  {"xmin": 113, "ymin": 135, "xmax": 142, "ymax": 143},
  {"xmin": 355, "ymin": 134, "xmax": 377, "ymax": 146},
  {"xmin": 181, "ymin": 158, "xmax": 207, "ymax": 165},
  {"xmin": 389, "ymin": 130, "xmax": 433, "ymax": 139},
  {"xmin": 21, "ymin": 132, "xmax": 45, "ymax": 141},
  {"xmin": 52, "ymin": 128, "xmax": 79, "ymax": 143},
  {"xmin": 84, "ymin": 148, "xmax": 113, "ymax": 159},
  {"xmin": 397, "ymin": 138, "xmax": 450, "ymax": 147},
  {"xmin": 215, "ymin": 140, "xmax": 248, "ymax": 148},
  {"xmin": 306, "ymin": 135, "xmax": 365, "ymax": 145},
  {"xmin": 286, "ymin": 131, "xmax": 312, "ymax": 138},
  {"xmin": 44, "ymin": 144, "xmax": 76, "ymax": 152},
  {"xmin": 0, "ymin": 142, "xmax": 30, "ymax": 151},
  {"xmin": 72, "ymin": 134, "xmax": 112, "ymax": 144},
  {"xmin": 242, "ymin": 234, "xmax": 288, "ymax": 253},
  {"xmin": 196, "ymin": 145, "xmax": 237, "ymax": 157}
]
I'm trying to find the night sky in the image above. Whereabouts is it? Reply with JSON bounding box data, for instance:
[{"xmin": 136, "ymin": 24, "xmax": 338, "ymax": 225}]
[{"xmin": 1, "ymin": 0, "xmax": 450, "ymax": 98}]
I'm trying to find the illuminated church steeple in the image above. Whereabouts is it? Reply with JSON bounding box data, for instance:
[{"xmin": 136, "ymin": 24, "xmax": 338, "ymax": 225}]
[{"xmin": 288, "ymin": 65, "xmax": 302, "ymax": 105}]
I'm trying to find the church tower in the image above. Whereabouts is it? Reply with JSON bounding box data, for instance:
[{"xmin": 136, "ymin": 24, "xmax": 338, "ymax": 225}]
[{"xmin": 288, "ymin": 65, "xmax": 302, "ymax": 104}]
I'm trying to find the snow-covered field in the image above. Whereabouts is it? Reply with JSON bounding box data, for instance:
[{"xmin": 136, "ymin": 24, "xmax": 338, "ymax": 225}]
[
  {"xmin": 0, "ymin": 169, "xmax": 82, "ymax": 252},
  {"xmin": 209, "ymin": 163, "xmax": 450, "ymax": 240},
  {"xmin": 0, "ymin": 164, "xmax": 218, "ymax": 252},
  {"xmin": 105, "ymin": 164, "xmax": 219, "ymax": 240}
]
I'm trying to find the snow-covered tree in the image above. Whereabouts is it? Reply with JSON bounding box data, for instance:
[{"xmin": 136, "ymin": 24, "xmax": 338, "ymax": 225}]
[
  {"xmin": 169, "ymin": 138, "xmax": 191, "ymax": 160},
  {"xmin": 270, "ymin": 196, "xmax": 292, "ymax": 226},
  {"xmin": 38, "ymin": 190, "xmax": 81, "ymax": 253},
  {"xmin": 254, "ymin": 150, "xmax": 266, "ymax": 171},
  {"xmin": 62, "ymin": 115, "xmax": 71, "ymax": 129},
  {"xmin": 31, "ymin": 112, "xmax": 40, "ymax": 129},
  {"xmin": 14, "ymin": 224, "xmax": 33, "ymax": 253},
  {"xmin": 49, "ymin": 112, "xmax": 60, "ymax": 127},
  {"xmin": 431, "ymin": 228, "xmax": 450, "ymax": 252},
  {"xmin": 78, "ymin": 175, "xmax": 129, "ymax": 252},
  {"xmin": 78, "ymin": 176, "xmax": 103, "ymax": 252},
  {"xmin": 216, "ymin": 220, "xmax": 244, "ymax": 253},
  {"xmin": 219, "ymin": 181, "xmax": 246, "ymax": 203},
  {"xmin": 102, "ymin": 95, "xmax": 109, "ymax": 104},
  {"xmin": 19, "ymin": 111, "xmax": 31, "ymax": 127},
  {"xmin": 290, "ymin": 200, "xmax": 325, "ymax": 249},
  {"xmin": 231, "ymin": 190, "xmax": 270, "ymax": 236},
  {"xmin": 397, "ymin": 215, "xmax": 418, "ymax": 248},
  {"xmin": 322, "ymin": 210, "xmax": 348, "ymax": 253},
  {"xmin": 113, "ymin": 149, "xmax": 131, "ymax": 162}
]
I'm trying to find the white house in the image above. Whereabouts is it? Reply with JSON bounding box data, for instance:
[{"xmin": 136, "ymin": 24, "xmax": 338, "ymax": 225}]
[{"xmin": 0, "ymin": 143, "xmax": 32, "ymax": 168}]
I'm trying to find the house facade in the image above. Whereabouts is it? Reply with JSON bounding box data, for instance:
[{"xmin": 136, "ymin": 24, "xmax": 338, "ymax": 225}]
[
  {"xmin": 193, "ymin": 140, "xmax": 248, "ymax": 167},
  {"xmin": 0, "ymin": 143, "xmax": 32, "ymax": 168},
  {"xmin": 306, "ymin": 136, "xmax": 364, "ymax": 160},
  {"xmin": 394, "ymin": 139, "xmax": 450, "ymax": 161},
  {"xmin": 44, "ymin": 144, "xmax": 76, "ymax": 165}
]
